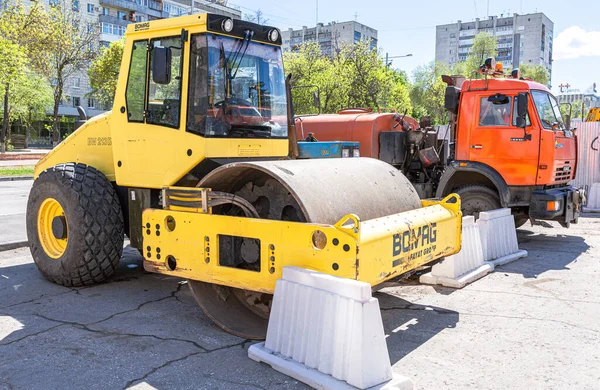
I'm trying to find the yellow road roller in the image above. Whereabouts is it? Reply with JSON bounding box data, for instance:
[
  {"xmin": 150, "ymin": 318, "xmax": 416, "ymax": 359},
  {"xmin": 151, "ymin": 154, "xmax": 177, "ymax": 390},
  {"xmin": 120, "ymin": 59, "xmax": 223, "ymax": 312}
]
[{"xmin": 27, "ymin": 14, "xmax": 462, "ymax": 339}]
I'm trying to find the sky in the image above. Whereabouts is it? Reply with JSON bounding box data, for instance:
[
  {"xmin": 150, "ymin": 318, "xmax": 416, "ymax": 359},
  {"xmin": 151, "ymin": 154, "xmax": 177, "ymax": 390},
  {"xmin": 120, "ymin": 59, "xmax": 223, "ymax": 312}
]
[{"xmin": 227, "ymin": 0, "xmax": 600, "ymax": 95}]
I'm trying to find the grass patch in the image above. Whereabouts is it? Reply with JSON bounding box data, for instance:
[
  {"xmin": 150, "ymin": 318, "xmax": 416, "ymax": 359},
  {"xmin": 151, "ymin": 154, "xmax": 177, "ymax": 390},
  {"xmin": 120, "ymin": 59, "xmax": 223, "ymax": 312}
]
[{"xmin": 0, "ymin": 165, "xmax": 35, "ymax": 177}]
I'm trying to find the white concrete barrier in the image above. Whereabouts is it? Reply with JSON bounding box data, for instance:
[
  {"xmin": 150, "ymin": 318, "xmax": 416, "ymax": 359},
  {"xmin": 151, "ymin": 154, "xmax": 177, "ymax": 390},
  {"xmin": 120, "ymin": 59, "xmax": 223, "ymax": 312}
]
[
  {"xmin": 248, "ymin": 267, "xmax": 413, "ymax": 390},
  {"xmin": 420, "ymin": 216, "xmax": 493, "ymax": 288},
  {"xmin": 584, "ymin": 183, "xmax": 600, "ymax": 212},
  {"xmin": 478, "ymin": 208, "xmax": 528, "ymax": 267}
]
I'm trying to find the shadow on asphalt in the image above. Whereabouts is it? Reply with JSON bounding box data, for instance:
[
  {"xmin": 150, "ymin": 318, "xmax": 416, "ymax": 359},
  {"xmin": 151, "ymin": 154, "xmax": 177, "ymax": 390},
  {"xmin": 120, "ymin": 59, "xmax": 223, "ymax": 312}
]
[
  {"xmin": 375, "ymin": 291, "xmax": 459, "ymax": 365},
  {"xmin": 504, "ymin": 229, "xmax": 591, "ymax": 278}
]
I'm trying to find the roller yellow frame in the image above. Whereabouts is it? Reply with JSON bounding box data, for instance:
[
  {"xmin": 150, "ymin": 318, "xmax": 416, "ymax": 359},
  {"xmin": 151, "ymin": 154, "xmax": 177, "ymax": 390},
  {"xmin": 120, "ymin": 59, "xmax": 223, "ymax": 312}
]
[{"xmin": 143, "ymin": 193, "xmax": 462, "ymax": 293}]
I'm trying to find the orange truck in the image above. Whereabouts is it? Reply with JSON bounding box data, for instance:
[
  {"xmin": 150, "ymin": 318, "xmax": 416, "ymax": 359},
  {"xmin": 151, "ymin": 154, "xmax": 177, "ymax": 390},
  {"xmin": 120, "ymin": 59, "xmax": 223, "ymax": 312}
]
[{"xmin": 295, "ymin": 61, "xmax": 583, "ymax": 228}]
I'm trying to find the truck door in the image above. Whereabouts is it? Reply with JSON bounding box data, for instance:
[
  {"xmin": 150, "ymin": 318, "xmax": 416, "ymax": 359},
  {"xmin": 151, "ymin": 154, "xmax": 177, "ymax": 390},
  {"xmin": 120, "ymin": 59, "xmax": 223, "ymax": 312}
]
[{"xmin": 467, "ymin": 93, "xmax": 538, "ymax": 186}]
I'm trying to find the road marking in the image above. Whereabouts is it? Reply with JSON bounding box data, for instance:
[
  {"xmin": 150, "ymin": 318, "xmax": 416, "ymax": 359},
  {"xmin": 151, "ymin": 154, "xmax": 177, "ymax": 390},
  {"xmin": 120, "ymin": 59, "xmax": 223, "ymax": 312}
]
[{"xmin": 392, "ymin": 318, "xmax": 419, "ymax": 333}]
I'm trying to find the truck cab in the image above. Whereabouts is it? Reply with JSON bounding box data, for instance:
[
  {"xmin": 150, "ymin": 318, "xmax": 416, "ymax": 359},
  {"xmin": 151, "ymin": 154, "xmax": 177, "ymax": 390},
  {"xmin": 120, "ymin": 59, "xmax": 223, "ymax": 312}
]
[{"xmin": 439, "ymin": 72, "xmax": 581, "ymax": 227}]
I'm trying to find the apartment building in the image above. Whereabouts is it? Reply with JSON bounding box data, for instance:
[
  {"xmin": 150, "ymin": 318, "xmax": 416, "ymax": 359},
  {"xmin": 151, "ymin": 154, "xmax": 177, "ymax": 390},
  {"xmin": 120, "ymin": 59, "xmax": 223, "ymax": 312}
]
[
  {"xmin": 282, "ymin": 21, "xmax": 378, "ymax": 57},
  {"xmin": 18, "ymin": 0, "xmax": 240, "ymax": 119},
  {"xmin": 435, "ymin": 12, "xmax": 554, "ymax": 85}
]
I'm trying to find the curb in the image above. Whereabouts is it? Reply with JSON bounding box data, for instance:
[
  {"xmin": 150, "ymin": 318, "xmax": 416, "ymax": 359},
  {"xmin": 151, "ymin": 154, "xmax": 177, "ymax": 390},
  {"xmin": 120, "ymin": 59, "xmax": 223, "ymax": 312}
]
[
  {"xmin": 0, "ymin": 241, "xmax": 29, "ymax": 252},
  {"xmin": 0, "ymin": 176, "xmax": 34, "ymax": 182}
]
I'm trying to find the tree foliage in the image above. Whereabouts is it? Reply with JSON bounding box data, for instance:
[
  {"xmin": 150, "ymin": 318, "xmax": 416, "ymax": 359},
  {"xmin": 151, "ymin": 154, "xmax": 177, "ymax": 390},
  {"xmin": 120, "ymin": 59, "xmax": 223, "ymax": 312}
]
[
  {"xmin": 285, "ymin": 41, "xmax": 411, "ymax": 116},
  {"xmin": 0, "ymin": 1, "xmax": 54, "ymax": 152},
  {"xmin": 517, "ymin": 63, "xmax": 549, "ymax": 86},
  {"xmin": 47, "ymin": 0, "xmax": 99, "ymax": 144},
  {"xmin": 88, "ymin": 38, "xmax": 125, "ymax": 108},
  {"xmin": 410, "ymin": 62, "xmax": 450, "ymax": 125}
]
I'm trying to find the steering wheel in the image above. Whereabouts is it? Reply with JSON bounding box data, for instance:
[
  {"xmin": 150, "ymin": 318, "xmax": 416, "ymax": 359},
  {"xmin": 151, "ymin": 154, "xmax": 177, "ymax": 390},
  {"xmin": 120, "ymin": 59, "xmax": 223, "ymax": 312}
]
[{"xmin": 541, "ymin": 118, "xmax": 558, "ymax": 129}]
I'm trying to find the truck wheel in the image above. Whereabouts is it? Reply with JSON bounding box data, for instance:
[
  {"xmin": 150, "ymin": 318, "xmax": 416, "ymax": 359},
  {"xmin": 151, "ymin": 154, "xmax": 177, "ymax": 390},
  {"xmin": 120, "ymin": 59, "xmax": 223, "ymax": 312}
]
[
  {"xmin": 514, "ymin": 217, "xmax": 529, "ymax": 228},
  {"xmin": 26, "ymin": 163, "xmax": 124, "ymax": 287},
  {"xmin": 454, "ymin": 184, "xmax": 501, "ymax": 220}
]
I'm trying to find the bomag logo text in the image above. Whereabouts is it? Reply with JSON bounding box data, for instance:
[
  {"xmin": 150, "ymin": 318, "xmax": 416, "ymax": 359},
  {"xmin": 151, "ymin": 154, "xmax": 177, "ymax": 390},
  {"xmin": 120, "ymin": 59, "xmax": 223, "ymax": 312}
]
[
  {"xmin": 392, "ymin": 223, "xmax": 437, "ymax": 257},
  {"xmin": 135, "ymin": 22, "xmax": 150, "ymax": 31}
]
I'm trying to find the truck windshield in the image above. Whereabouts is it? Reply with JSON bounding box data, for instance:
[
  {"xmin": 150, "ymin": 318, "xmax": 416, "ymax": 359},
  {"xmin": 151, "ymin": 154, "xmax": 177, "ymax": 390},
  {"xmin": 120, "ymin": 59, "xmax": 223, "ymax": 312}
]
[
  {"xmin": 532, "ymin": 90, "xmax": 565, "ymax": 130},
  {"xmin": 186, "ymin": 33, "xmax": 288, "ymax": 139}
]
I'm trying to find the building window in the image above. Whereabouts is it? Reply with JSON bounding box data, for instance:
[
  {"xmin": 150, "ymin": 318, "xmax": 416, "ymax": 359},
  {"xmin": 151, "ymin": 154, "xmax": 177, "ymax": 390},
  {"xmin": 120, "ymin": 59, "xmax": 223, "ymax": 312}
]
[
  {"xmin": 102, "ymin": 7, "xmax": 109, "ymax": 15},
  {"xmin": 73, "ymin": 97, "xmax": 81, "ymax": 107},
  {"xmin": 101, "ymin": 22, "xmax": 126, "ymax": 36},
  {"xmin": 353, "ymin": 31, "xmax": 361, "ymax": 43},
  {"xmin": 88, "ymin": 99, "xmax": 95, "ymax": 108},
  {"xmin": 117, "ymin": 11, "xmax": 126, "ymax": 20},
  {"xmin": 87, "ymin": 3, "xmax": 93, "ymax": 13},
  {"xmin": 72, "ymin": 0, "xmax": 79, "ymax": 11},
  {"xmin": 73, "ymin": 78, "xmax": 80, "ymax": 88}
]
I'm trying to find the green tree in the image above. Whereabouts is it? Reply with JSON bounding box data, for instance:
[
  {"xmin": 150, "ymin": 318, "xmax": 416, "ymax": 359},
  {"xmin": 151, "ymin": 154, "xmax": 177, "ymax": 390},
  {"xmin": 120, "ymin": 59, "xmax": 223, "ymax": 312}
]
[
  {"xmin": 0, "ymin": 1, "xmax": 54, "ymax": 152},
  {"xmin": 516, "ymin": 63, "xmax": 549, "ymax": 86},
  {"xmin": 285, "ymin": 40, "xmax": 411, "ymax": 116},
  {"xmin": 559, "ymin": 100, "xmax": 583, "ymax": 121},
  {"xmin": 0, "ymin": 38, "xmax": 28, "ymax": 152},
  {"xmin": 285, "ymin": 42, "xmax": 347, "ymax": 115},
  {"xmin": 88, "ymin": 38, "xmax": 125, "ymax": 108},
  {"xmin": 9, "ymin": 72, "xmax": 54, "ymax": 146},
  {"xmin": 47, "ymin": 0, "xmax": 99, "ymax": 145},
  {"xmin": 454, "ymin": 31, "xmax": 498, "ymax": 77},
  {"xmin": 410, "ymin": 62, "xmax": 450, "ymax": 125}
]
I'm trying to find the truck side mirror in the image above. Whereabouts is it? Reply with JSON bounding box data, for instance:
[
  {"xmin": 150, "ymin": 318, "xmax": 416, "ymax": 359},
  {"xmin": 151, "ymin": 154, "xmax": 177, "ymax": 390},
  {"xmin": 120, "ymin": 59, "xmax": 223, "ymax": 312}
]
[
  {"xmin": 152, "ymin": 46, "xmax": 172, "ymax": 85},
  {"xmin": 565, "ymin": 114, "xmax": 571, "ymax": 131},
  {"xmin": 516, "ymin": 92, "xmax": 528, "ymax": 128},
  {"xmin": 514, "ymin": 92, "xmax": 532, "ymax": 141}
]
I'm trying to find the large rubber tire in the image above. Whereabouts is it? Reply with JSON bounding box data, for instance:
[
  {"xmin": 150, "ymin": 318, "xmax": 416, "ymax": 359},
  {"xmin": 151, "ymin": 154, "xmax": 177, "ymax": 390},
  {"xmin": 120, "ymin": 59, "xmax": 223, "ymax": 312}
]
[
  {"xmin": 26, "ymin": 163, "xmax": 124, "ymax": 286},
  {"xmin": 454, "ymin": 184, "xmax": 501, "ymax": 220},
  {"xmin": 514, "ymin": 217, "xmax": 529, "ymax": 229}
]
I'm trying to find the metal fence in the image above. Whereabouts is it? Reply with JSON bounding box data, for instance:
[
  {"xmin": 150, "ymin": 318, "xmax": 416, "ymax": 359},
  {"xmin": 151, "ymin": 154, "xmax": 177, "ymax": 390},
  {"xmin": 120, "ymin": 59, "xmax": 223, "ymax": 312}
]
[{"xmin": 572, "ymin": 121, "xmax": 600, "ymax": 192}]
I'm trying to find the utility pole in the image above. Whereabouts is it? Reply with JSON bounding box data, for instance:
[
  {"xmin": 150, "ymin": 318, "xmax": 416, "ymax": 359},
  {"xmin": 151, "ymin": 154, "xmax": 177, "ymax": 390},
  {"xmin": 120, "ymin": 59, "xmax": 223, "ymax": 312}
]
[{"xmin": 315, "ymin": 0, "xmax": 318, "ymax": 43}]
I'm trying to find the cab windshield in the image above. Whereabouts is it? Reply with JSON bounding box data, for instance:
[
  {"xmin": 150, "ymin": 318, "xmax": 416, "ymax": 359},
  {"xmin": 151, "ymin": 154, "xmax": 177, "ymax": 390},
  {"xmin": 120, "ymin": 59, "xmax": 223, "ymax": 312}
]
[
  {"xmin": 532, "ymin": 90, "xmax": 565, "ymax": 130},
  {"xmin": 186, "ymin": 33, "xmax": 288, "ymax": 138}
]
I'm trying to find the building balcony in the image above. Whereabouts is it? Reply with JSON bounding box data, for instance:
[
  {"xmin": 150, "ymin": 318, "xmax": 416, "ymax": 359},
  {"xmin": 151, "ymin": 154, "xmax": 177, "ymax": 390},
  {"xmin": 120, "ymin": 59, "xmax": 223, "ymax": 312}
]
[
  {"xmin": 99, "ymin": 14, "xmax": 133, "ymax": 27},
  {"xmin": 99, "ymin": 0, "xmax": 166, "ymax": 18},
  {"xmin": 99, "ymin": 0, "xmax": 143, "ymax": 12}
]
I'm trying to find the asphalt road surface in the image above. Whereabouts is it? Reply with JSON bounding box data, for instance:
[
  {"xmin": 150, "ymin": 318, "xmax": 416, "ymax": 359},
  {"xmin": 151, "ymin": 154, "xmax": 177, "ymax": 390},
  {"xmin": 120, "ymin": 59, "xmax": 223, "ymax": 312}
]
[{"xmin": 1, "ymin": 217, "xmax": 599, "ymax": 389}]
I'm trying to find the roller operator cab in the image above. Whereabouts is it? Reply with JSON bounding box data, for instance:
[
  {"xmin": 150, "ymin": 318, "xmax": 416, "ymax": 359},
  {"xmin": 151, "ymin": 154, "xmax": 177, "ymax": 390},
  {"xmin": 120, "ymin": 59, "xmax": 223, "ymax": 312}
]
[
  {"xmin": 295, "ymin": 62, "xmax": 582, "ymax": 228},
  {"xmin": 26, "ymin": 14, "xmax": 463, "ymax": 339}
]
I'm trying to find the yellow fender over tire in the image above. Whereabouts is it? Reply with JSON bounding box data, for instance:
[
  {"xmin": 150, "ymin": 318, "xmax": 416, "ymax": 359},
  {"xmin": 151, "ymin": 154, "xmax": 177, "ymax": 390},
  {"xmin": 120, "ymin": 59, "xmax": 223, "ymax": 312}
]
[{"xmin": 26, "ymin": 163, "xmax": 125, "ymax": 286}]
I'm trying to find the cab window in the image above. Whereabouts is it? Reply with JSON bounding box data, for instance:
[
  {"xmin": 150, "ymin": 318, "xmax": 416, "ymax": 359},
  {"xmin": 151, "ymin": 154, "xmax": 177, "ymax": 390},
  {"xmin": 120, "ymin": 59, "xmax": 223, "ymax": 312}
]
[
  {"xmin": 479, "ymin": 96, "xmax": 512, "ymax": 126},
  {"xmin": 146, "ymin": 36, "xmax": 183, "ymax": 128},
  {"xmin": 126, "ymin": 40, "xmax": 148, "ymax": 123}
]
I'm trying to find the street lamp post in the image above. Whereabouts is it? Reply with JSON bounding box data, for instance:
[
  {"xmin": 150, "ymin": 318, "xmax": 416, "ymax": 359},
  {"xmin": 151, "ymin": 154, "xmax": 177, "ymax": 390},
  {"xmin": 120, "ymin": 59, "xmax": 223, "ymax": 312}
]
[{"xmin": 385, "ymin": 53, "xmax": 413, "ymax": 69}]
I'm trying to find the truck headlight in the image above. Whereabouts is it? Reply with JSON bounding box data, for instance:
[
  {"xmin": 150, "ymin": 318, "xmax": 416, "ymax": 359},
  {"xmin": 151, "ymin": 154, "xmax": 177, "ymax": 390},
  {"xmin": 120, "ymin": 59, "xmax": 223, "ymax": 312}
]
[
  {"xmin": 546, "ymin": 200, "xmax": 560, "ymax": 211},
  {"xmin": 352, "ymin": 149, "xmax": 360, "ymax": 158},
  {"xmin": 342, "ymin": 148, "xmax": 350, "ymax": 158}
]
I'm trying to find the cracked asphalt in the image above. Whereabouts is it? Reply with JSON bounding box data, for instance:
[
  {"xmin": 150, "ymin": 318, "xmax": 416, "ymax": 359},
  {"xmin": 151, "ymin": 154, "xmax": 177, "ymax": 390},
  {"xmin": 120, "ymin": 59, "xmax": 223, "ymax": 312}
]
[{"xmin": 1, "ymin": 217, "xmax": 600, "ymax": 389}]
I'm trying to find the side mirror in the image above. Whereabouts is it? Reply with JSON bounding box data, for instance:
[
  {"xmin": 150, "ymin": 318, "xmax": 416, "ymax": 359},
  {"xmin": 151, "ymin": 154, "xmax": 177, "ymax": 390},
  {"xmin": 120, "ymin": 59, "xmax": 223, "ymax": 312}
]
[
  {"xmin": 565, "ymin": 114, "xmax": 571, "ymax": 131},
  {"xmin": 313, "ymin": 91, "xmax": 320, "ymax": 110},
  {"xmin": 516, "ymin": 92, "xmax": 528, "ymax": 128},
  {"xmin": 152, "ymin": 46, "xmax": 172, "ymax": 85},
  {"xmin": 514, "ymin": 92, "xmax": 532, "ymax": 141}
]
